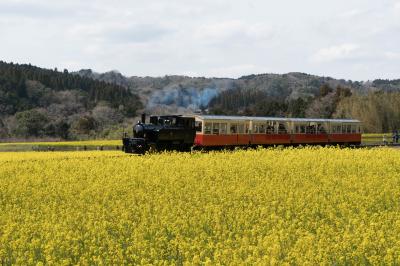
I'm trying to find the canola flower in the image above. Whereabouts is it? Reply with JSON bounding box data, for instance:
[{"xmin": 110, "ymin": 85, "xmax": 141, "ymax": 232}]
[{"xmin": 1, "ymin": 147, "xmax": 400, "ymax": 264}]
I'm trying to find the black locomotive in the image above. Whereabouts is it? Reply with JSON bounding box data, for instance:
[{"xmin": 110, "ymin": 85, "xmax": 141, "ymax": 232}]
[{"xmin": 122, "ymin": 114, "xmax": 196, "ymax": 154}]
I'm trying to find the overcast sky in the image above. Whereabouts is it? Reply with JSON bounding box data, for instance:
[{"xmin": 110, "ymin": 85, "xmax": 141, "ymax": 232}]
[{"xmin": 1, "ymin": 0, "xmax": 399, "ymax": 80}]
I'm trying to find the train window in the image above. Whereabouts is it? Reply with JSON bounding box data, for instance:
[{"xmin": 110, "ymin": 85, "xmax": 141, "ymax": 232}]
[
  {"xmin": 195, "ymin": 121, "xmax": 202, "ymax": 132},
  {"xmin": 150, "ymin": 116, "xmax": 158, "ymax": 125},
  {"xmin": 212, "ymin": 123, "xmax": 220, "ymax": 134},
  {"xmin": 297, "ymin": 125, "xmax": 302, "ymax": 134},
  {"xmin": 295, "ymin": 125, "xmax": 300, "ymax": 133},
  {"xmin": 278, "ymin": 123, "xmax": 287, "ymax": 134},
  {"xmin": 238, "ymin": 124, "xmax": 245, "ymax": 134},
  {"xmin": 336, "ymin": 125, "xmax": 341, "ymax": 133},
  {"xmin": 176, "ymin": 118, "xmax": 184, "ymax": 127},
  {"xmin": 306, "ymin": 124, "xmax": 315, "ymax": 134},
  {"xmin": 266, "ymin": 123, "xmax": 274, "ymax": 134},
  {"xmin": 265, "ymin": 122, "xmax": 274, "ymax": 134},
  {"xmin": 351, "ymin": 125, "xmax": 356, "ymax": 133},
  {"xmin": 253, "ymin": 124, "xmax": 263, "ymax": 134},
  {"xmin": 220, "ymin": 123, "xmax": 227, "ymax": 134},
  {"xmin": 347, "ymin": 125, "xmax": 351, "ymax": 133},
  {"xmin": 259, "ymin": 124, "xmax": 266, "ymax": 134},
  {"xmin": 230, "ymin": 124, "xmax": 237, "ymax": 134},
  {"xmin": 253, "ymin": 124, "xmax": 259, "ymax": 133},
  {"xmin": 317, "ymin": 124, "xmax": 326, "ymax": 134},
  {"xmin": 266, "ymin": 125, "xmax": 273, "ymax": 134},
  {"xmin": 245, "ymin": 124, "xmax": 250, "ymax": 133},
  {"xmin": 163, "ymin": 117, "xmax": 175, "ymax": 126},
  {"xmin": 204, "ymin": 123, "xmax": 212, "ymax": 134}
]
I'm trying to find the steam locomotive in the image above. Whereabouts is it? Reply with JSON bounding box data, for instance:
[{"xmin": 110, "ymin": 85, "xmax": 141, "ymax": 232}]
[
  {"xmin": 122, "ymin": 114, "xmax": 196, "ymax": 154},
  {"xmin": 122, "ymin": 114, "xmax": 362, "ymax": 154}
]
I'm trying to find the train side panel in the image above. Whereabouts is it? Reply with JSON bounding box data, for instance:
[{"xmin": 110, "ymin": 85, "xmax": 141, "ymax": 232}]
[
  {"xmin": 251, "ymin": 134, "xmax": 291, "ymax": 145},
  {"xmin": 194, "ymin": 134, "xmax": 236, "ymax": 146},
  {"xmin": 195, "ymin": 133, "xmax": 361, "ymax": 147},
  {"xmin": 195, "ymin": 133, "xmax": 292, "ymax": 146},
  {"xmin": 291, "ymin": 134, "xmax": 329, "ymax": 144},
  {"xmin": 329, "ymin": 133, "xmax": 361, "ymax": 144}
]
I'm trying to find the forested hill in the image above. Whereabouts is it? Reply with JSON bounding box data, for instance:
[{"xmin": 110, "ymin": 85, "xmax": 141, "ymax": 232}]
[
  {"xmin": 77, "ymin": 70, "xmax": 400, "ymax": 133},
  {"xmin": 0, "ymin": 61, "xmax": 142, "ymax": 140}
]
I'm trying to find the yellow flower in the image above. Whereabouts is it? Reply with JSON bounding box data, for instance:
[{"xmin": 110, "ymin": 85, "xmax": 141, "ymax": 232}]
[{"xmin": 0, "ymin": 147, "xmax": 399, "ymax": 264}]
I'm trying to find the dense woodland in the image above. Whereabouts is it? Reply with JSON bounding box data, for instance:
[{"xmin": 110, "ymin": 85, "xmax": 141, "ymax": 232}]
[
  {"xmin": 1, "ymin": 61, "xmax": 400, "ymax": 140},
  {"xmin": 208, "ymin": 84, "xmax": 352, "ymax": 119},
  {"xmin": 0, "ymin": 61, "xmax": 142, "ymax": 140}
]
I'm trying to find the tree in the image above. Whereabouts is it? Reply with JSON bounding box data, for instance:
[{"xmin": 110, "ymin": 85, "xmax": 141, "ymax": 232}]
[
  {"xmin": 16, "ymin": 79, "xmax": 27, "ymax": 98},
  {"xmin": 14, "ymin": 109, "xmax": 49, "ymax": 137},
  {"xmin": 335, "ymin": 86, "xmax": 352, "ymax": 98},
  {"xmin": 0, "ymin": 118, "xmax": 8, "ymax": 138},
  {"xmin": 71, "ymin": 115, "xmax": 98, "ymax": 135},
  {"xmin": 92, "ymin": 103, "xmax": 123, "ymax": 127},
  {"xmin": 319, "ymin": 84, "xmax": 333, "ymax": 97},
  {"xmin": 334, "ymin": 92, "xmax": 400, "ymax": 133},
  {"xmin": 287, "ymin": 98, "xmax": 309, "ymax": 117},
  {"xmin": 306, "ymin": 94, "xmax": 336, "ymax": 118}
]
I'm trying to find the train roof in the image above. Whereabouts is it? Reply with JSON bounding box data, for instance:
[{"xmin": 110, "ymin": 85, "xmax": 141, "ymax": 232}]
[
  {"xmin": 195, "ymin": 115, "xmax": 361, "ymax": 123},
  {"xmin": 150, "ymin": 115, "xmax": 193, "ymax": 118}
]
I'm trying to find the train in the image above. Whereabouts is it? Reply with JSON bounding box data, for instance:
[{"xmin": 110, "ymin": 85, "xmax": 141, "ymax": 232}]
[{"xmin": 122, "ymin": 114, "xmax": 362, "ymax": 154}]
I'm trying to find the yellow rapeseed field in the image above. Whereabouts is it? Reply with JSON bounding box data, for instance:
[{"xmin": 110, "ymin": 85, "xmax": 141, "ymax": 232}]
[{"xmin": 1, "ymin": 147, "xmax": 400, "ymax": 265}]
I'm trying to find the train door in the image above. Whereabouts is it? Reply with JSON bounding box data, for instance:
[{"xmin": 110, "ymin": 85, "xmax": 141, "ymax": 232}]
[{"xmin": 194, "ymin": 118, "xmax": 205, "ymax": 146}]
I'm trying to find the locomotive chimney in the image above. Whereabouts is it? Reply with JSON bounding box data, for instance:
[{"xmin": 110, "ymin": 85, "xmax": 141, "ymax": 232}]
[{"xmin": 141, "ymin": 113, "xmax": 146, "ymax": 124}]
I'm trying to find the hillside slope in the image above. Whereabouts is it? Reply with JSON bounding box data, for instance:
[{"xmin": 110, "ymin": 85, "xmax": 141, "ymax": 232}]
[
  {"xmin": 77, "ymin": 70, "xmax": 400, "ymax": 133},
  {"xmin": 0, "ymin": 61, "xmax": 142, "ymax": 139}
]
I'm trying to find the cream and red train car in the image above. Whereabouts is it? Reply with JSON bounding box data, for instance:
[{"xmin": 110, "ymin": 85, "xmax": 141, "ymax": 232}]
[{"xmin": 193, "ymin": 115, "xmax": 362, "ymax": 148}]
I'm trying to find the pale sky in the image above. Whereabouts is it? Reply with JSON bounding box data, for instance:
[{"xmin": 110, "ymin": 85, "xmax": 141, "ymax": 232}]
[{"xmin": 1, "ymin": 0, "xmax": 399, "ymax": 80}]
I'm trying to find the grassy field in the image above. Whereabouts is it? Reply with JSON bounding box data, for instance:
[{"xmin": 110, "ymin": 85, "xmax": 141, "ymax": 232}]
[
  {"xmin": 0, "ymin": 140, "xmax": 121, "ymax": 152},
  {"xmin": 1, "ymin": 147, "xmax": 400, "ymax": 264},
  {"xmin": 362, "ymin": 133, "xmax": 389, "ymax": 144}
]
